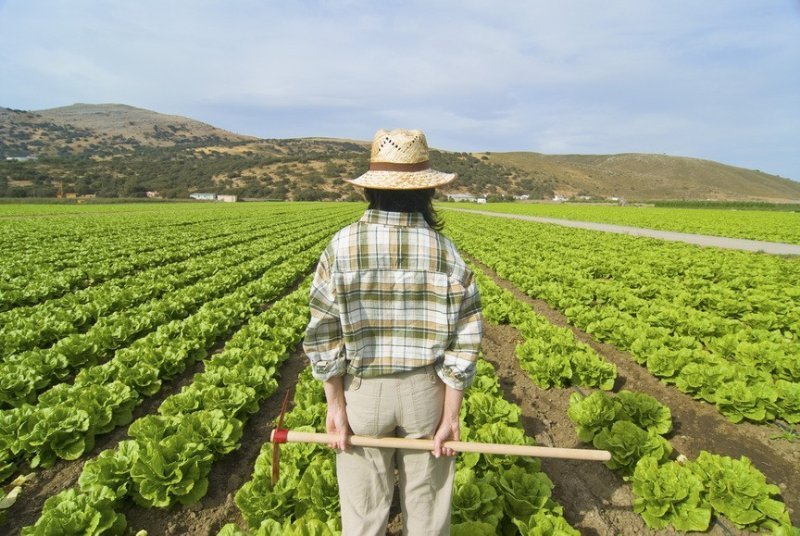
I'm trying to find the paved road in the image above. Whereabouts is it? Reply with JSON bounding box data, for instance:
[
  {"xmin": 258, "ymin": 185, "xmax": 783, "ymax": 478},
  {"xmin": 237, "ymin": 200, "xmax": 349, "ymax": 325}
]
[{"xmin": 442, "ymin": 208, "xmax": 800, "ymax": 256}]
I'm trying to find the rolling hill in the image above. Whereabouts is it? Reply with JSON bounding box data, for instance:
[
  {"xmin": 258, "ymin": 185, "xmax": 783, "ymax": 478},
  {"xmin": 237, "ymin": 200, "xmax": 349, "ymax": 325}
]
[
  {"xmin": 1, "ymin": 103, "xmax": 798, "ymax": 202},
  {"xmin": 0, "ymin": 103, "xmax": 254, "ymax": 156},
  {"xmin": 484, "ymin": 151, "xmax": 800, "ymax": 202}
]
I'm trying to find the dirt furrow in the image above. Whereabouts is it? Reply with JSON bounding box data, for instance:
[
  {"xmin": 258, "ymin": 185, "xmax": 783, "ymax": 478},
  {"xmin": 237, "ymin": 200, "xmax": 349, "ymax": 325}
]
[
  {"xmin": 3, "ymin": 285, "xmax": 307, "ymax": 535},
  {"xmin": 122, "ymin": 347, "xmax": 309, "ymax": 536},
  {"xmin": 4, "ymin": 356, "xmax": 207, "ymax": 535},
  {"xmin": 472, "ymin": 255, "xmax": 799, "ymax": 527}
]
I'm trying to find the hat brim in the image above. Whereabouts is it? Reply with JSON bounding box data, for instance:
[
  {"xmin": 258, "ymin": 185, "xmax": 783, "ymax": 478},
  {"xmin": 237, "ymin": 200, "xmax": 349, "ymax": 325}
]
[{"xmin": 345, "ymin": 169, "xmax": 457, "ymax": 190}]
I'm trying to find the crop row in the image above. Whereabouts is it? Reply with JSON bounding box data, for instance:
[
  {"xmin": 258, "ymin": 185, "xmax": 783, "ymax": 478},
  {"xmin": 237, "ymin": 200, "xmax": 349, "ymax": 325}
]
[
  {"xmin": 568, "ymin": 390, "xmax": 795, "ymax": 533},
  {"xmin": 470, "ymin": 260, "xmax": 616, "ymax": 391},
  {"xmin": 223, "ymin": 356, "xmax": 580, "ymax": 536},
  {"xmin": 0, "ymin": 203, "xmax": 355, "ymax": 258},
  {"xmin": 0, "ymin": 209, "xmax": 350, "ymax": 357},
  {"xmin": 0, "ymin": 222, "xmax": 345, "ymax": 410},
  {"xmin": 0, "ymin": 202, "xmax": 322, "ymax": 268},
  {"xmin": 471, "ymin": 260, "xmax": 796, "ymax": 533},
  {"xmin": 446, "ymin": 209, "xmax": 799, "ymax": 330},
  {"xmin": 0, "ymin": 236, "xmax": 326, "ymax": 484},
  {"xmin": 455, "ymin": 203, "xmax": 800, "ymax": 245},
  {"xmin": 0, "ymin": 202, "xmax": 224, "ymax": 249},
  {"xmin": 444, "ymin": 212, "xmax": 799, "ymax": 424},
  {"xmin": 0, "ymin": 217, "xmax": 259, "ymax": 311},
  {"xmin": 0, "ymin": 209, "xmax": 209, "ymax": 262},
  {"xmin": 0, "ymin": 204, "xmax": 360, "ymax": 310},
  {"xmin": 20, "ymin": 278, "xmax": 314, "ymax": 535}
]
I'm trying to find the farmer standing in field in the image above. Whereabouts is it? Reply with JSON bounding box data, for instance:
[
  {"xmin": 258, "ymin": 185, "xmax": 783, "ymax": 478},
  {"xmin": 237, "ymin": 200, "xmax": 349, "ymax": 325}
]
[{"xmin": 303, "ymin": 128, "xmax": 483, "ymax": 535}]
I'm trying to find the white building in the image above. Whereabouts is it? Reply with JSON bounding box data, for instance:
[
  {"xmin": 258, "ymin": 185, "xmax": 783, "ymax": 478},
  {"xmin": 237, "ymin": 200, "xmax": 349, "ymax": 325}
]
[
  {"xmin": 448, "ymin": 193, "xmax": 491, "ymax": 203},
  {"xmin": 217, "ymin": 194, "xmax": 238, "ymax": 203},
  {"xmin": 189, "ymin": 193, "xmax": 216, "ymax": 201},
  {"xmin": 447, "ymin": 193, "xmax": 477, "ymax": 202}
]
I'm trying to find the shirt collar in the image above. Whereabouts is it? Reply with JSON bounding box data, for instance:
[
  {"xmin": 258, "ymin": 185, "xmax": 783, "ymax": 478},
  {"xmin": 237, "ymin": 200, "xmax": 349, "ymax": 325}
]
[{"xmin": 360, "ymin": 209, "xmax": 429, "ymax": 228}]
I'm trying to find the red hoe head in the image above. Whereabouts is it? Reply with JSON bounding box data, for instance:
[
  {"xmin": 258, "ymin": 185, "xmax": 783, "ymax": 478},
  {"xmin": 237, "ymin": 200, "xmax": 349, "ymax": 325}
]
[{"xmin": 271, "ymin": 389, "xmax": 291, "ymax": 486}]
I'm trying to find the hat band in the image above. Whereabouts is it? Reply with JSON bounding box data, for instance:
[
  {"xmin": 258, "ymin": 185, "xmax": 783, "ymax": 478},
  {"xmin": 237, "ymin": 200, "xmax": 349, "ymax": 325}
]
[{"xmin": 368, "ymin": 161, "xmax": 430, "ymax": 172}]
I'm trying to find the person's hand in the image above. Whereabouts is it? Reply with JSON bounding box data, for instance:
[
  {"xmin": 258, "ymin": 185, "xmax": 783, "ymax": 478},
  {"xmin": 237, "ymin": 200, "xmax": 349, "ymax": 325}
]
[
  {"xmin": 326, "ymin": 402, "xmax": 350, "ymax": 451},
  {"xmin": 432, "ymin": 415, "xmax": 459, "ymax": 458},
  {"xmin": 325, "ymin": 405, "xmax": 350, "ymax": 450},
  {"xmin": 433, "ymin": 384, "xmax": 463, "ymax": 458},
  {"xmin": 323, "ymin": 376, "xmax": 350, "ymax": 451}
]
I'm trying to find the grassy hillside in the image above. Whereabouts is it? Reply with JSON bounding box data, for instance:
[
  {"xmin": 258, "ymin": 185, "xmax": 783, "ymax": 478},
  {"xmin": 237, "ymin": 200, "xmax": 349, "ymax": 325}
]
[
  {"xmin": 0, "ymin": 104, "xmax": 549, "ymax": 200},
  {"xmin": 484, "ymin": 152, "xmax": 800, "ymax": 202},
  {"xmin": 1, "ymin": 103, "xmax": 798, "ymax": 201},
  {"xmin": 0, "ymin": 104, "xmax": 253, "ymax": 157}
]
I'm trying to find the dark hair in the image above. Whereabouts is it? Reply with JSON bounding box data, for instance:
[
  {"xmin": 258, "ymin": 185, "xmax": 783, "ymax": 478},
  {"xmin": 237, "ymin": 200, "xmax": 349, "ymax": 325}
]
[{"xmin": 364, "ymin": 188, "xmax": 443, "ymax": 231}]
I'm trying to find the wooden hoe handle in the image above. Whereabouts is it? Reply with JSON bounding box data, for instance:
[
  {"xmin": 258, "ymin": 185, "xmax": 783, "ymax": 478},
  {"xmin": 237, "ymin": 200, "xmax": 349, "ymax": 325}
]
[{"xmin": 270, "ymin": 429, "xmax": 611, "ymax": 462}]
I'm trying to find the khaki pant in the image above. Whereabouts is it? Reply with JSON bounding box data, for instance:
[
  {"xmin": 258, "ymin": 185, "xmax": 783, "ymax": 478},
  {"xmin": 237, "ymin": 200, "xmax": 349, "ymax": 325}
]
[{"xmin": 337, "ymin": 366, "xmax": 456, "ymax": 536}]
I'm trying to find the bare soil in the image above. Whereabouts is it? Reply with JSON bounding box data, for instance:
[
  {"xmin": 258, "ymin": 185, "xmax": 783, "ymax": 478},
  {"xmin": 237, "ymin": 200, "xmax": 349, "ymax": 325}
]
[
  {"xmin": 4, "ymin": 356, "xmax": 207, "ymax": 534},
  {"xmin": 471, "ymin": 256, "xmax": 799, "ymax": 531},
  {"xmin": 121, "ymin": 348, "xmax": 310, "ymax": 535},
  {"xmin": 2, "ymin": 286, "xmax": 304, "ymax": 536},
  {"xmin": 5, "ymin": 264, "xmax": 797, "ymax": 535}
]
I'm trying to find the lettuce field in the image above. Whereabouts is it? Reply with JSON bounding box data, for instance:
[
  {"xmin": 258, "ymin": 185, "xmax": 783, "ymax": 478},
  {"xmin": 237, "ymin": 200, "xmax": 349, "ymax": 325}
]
[{"xmin": 0, "ymin": 202, "xmax": 797, "ymax": 535}]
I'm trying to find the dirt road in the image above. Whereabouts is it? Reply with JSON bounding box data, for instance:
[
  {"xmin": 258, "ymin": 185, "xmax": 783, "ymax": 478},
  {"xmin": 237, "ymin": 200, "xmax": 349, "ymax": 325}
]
[{"xmin": 443, "ymin": 208, "xmax": 800, "ymax": 255}]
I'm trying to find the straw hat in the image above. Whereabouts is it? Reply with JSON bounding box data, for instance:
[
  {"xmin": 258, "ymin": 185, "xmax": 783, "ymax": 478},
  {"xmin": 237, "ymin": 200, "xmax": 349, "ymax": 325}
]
[{"xmin": 346, "ymin": 129, "xmax": 457, "ymax": 190}]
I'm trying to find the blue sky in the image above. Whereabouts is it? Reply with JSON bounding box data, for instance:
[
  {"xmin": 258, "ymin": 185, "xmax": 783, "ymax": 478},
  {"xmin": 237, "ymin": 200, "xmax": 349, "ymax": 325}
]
[{"xmin": 1, "ymin": 0, "xmax": 799, "ymax": 180}]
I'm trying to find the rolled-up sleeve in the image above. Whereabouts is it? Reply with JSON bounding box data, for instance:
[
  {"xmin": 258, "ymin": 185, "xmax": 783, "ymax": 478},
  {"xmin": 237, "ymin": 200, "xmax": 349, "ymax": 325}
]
[
  {"xmin": 438, "ymin": 272, "xmax": 482, "ymax": 390},
  {"xmin": 303, "ymin": 247, "xmax": 346, "ymax": 380}
]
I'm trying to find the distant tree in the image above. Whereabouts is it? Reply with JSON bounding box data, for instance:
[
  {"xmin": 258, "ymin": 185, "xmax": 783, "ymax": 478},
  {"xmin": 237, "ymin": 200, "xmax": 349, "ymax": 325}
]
[
  {"xmin": 96, "ymin": 183, "xmax": 119, "ymax": 198},
  {"xmin": 121, "ymin": 176, "xmax": 147, "ymax": 197},
  {"xmin": 162, "ymin": 186, "xmax": 189, "ymax": 199},
  {"xmin": 8, "ymin": 187, "xmax": 27, "ymax": 198},
  {"xmin": 306, "ymin": 172, "xmax": 324, "ymax": 186},
  {"xmin": 294, "ymin": 187, "xmax": 324, "ymax": 201},
  {"xmin": 344, "ymin": 190, "xmax": 365, "ymax": 202},
  {"xmin": 273, "ymin": 184, "xmax": 289, "ymax": 200}
]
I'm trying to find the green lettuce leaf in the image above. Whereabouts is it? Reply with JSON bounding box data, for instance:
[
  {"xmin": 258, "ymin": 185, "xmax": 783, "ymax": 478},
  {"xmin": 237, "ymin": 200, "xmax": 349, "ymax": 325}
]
[
  {"xmin": 78, "ymin": 441, "xmax": 139, "ymax": 500},
  {"xmin": 566, "ymin": 391, "xmax": 619, "ymax": 443},
  {"xmin": 512, "ymin": 510, "xmax": 581, "ymax": 536},
  {"xmin": 690, "ymin": 451, "xmax": 791, "ymax": 530},
  {"xmin": 592, "ymin": 421, "xmax": 672, "ymax": 476},
  {"xmin": 451, "ymin": 521, "xmax": 497, "ymax": 536},
  {"xmin": 294, "ymin": 456, "xmax": 340, "ymax": 525},
  {"xmin": 451, "ymin": 468, "xmax": 502, "ymax": 530},
  {"xmin": 631, "ymin": 456, "xmax": 711, "ymax": 531},
  {"xmin": 496, "ymin": 465, "xmax": 558, "ymax": 519},
  {"xmin": 130, "ymin": 434, "xmax": 213, "ymax": 508},
  {"xmin": 774, "ymin": 380, "xmax": 800, "ymax": 424},
  {"xmin": 20, "ymin": 487, "xmax": 126, "ymax": 536},
  {"xmin": 461, "ymin": 391, "xmax": 521, "ymax": 428},
  {"xmin": 615, "ymin": 391, "xmax": 672, "ymax": 435},
  {"xmin": 713, "ymin": 380, "xmax": 777, "ymax": 423}
]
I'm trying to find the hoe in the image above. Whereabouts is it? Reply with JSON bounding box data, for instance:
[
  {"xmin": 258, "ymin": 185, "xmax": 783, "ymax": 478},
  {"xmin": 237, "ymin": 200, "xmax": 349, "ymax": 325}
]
[{"xmin": 267, "ymin": 391, "xmax": 611, "ymax": 484}]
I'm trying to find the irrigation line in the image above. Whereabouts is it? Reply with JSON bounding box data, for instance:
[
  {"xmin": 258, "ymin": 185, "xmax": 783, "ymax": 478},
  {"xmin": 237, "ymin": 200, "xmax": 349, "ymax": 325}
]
[
  {"xmin": 773, "ymin": 420, "xmax": 796, "ymax": 432},
  {"xmin": 712, "ymin": 518, "xmax": 735, "ymax": 536},
  {"xmin": 572, "ymin": 386, "xmax": 588, "ymax": 398},
  {"xmin": 771, "ymin": 419, "xmax": 800, "ymax": 440}
]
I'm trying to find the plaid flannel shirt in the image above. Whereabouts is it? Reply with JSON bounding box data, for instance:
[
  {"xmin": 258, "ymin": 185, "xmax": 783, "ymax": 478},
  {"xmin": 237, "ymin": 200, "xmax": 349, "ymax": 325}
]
[{"xmin": 303, "ymin": 209, "xmax": 482, "ymax": 390}]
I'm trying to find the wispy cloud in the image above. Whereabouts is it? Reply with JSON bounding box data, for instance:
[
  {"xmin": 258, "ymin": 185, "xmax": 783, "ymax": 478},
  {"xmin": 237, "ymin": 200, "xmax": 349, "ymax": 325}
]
[{"xmin": 1, "ymin": 0, "xmax": 798, "ymax": 179}]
